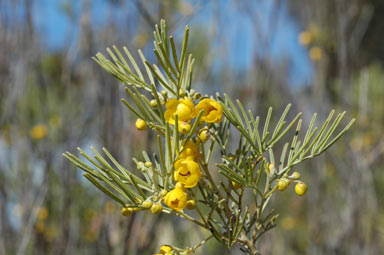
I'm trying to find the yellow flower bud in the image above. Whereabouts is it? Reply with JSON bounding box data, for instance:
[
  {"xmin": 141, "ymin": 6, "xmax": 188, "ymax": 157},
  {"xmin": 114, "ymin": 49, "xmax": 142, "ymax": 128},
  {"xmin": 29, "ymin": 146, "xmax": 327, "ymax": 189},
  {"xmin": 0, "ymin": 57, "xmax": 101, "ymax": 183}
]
[
  {"xmin": 142, "ymin": 200, "xmax": 153, "ymax": 209},
  {"xmin": 135, "ymin": 118, "xmax": 147, "ymax": 130},
  {"xmin": 144, "ymin": 162, "xmax": 152, "ymax": 168},
  {"xmin": 198, "ymin": 129, "xmax": 210, "ymax": 143},
  {"xmin": 290, "ymin": 171, "xmax": 301, "ymax": 180},
  {"xmin": 164, "ymin": 185, "xmax": 188, "ymax": 211},
  {"xmin": 186, "ymin": 200, "xmax": 196, "ymax": 210},
  {"xmin": 267, "ymin": 163, "xmax": 275, "ymax": 174},
  {"xmin": 164, "ymin": 98, "xmax": 195, "ymax": 124},
  {"xmin": 178, "ymin": 121, "xmax": 191, "ymax": 134},
  {"xmin": 160, "ymin": 245, "xmax": 173, "ymax": 253},
  {"xmin": 151, "ymin": 203, "xmax": 163, "ymax": 214},
  {"xmin": 277, "ymin": 179, "xmax": 289, "ymax": 191},
  {"xmin": 159, "ymin": 189, "xmax": 168, "ymax": 197},
  {"xmin": 137, "ymin": 162, "xmax": 144, "ymax": 170},
  {"xmin": 122, "ymin": 207, "xmax": 133, "ymax": 216},
  {"xmin": 295, "ymin": 182, "xmax": 307, "ymax": 196},
  {"xmin": 195, "ymin": 98, "xmax": 223, "ymax": 123},
  {"xmin": 174, "ymin": 159, "xmax": 202, "ymax": 188},
  {"xmin": 161, "ymin": 90, "xmax": 168, "ymax": 97},
  {"xmin": 150, "ymin": 99, "xmax": 158, "ymax": 108},
  {"xmin": 179, "ymin": 88, "xmax": 186, "ymax": 97}
]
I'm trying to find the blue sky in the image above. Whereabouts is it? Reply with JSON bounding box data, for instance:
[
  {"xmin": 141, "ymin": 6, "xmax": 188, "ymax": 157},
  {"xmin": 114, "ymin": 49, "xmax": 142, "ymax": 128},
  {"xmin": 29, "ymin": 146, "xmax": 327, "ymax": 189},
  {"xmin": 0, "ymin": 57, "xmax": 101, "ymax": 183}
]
[{"xmin": 27, "ymin": 0, "xmax": 313, "ymax": 86}]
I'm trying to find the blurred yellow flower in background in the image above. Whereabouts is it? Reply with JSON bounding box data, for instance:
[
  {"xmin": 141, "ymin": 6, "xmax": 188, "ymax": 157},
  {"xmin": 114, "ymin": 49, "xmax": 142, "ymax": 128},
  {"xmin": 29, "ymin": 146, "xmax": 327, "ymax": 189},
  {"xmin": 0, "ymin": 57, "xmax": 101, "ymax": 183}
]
[
  {"xmin": 309, "ymin": 46, "xmax": 323, "ymax": 61},
  {"xmin": 30, "ymin": 124, "xmax": 48, "ymax": 140},
  {"xmin": 281, "ymin": 216, "xmax": 297, "ymax": 230},
  {"xmin": 298, "ymin": 31, "xmax": 312, "ymax": 46},
  {"xmin": 35, "ymin": 221, "xmax": 45, "ymax": 233},
  {"xmin": 37, "ymin": 207, "xmax": 49, "ymax": 221}
]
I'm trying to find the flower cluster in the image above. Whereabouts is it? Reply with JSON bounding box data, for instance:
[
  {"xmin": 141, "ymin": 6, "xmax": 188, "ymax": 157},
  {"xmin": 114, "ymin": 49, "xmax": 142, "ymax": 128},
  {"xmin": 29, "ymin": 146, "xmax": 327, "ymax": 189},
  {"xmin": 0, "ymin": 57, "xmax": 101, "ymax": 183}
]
[
  {"xmin": 164, "ymin": 97, "xmax": 223, "ymax": 134},
  {"xmin": 64, "ymin": 20, "xmax": 354, "ymax": 254},
  {"xmin": 163, "ymin": 97, "xmax": 223, "ymax": 211},
  {"xmin": 276, "ymin": 170, "xmax": 307, "ymax": 196},
  {"xmin": 132, "ymin": 96, "xmax": 224, "ymax": 213}
]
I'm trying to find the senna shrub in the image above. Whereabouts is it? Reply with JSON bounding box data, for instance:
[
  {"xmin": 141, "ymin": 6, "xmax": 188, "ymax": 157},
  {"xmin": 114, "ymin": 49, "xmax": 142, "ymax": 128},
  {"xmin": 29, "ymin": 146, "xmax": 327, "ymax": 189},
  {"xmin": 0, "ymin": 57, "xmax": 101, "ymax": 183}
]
[{"xmin": 63, "ymin": 20, "xmax": 355, "ymax": 255}]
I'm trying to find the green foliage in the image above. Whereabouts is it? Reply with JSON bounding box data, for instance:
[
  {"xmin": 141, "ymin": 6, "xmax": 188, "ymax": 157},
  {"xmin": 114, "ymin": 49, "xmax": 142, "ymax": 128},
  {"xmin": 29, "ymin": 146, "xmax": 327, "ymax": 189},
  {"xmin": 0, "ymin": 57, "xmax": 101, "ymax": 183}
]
[{"xmin": 64, "ymin": 20, "xmax": 354, "ymax": 255}]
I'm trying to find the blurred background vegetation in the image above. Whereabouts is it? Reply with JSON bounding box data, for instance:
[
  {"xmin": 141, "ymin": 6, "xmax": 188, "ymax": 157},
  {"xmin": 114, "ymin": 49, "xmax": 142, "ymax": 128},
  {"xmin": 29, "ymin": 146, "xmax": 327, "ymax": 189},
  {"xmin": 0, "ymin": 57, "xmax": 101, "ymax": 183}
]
[{"xmin": 0, "ymin": 0, "xmax": 383, "ymax": 254}]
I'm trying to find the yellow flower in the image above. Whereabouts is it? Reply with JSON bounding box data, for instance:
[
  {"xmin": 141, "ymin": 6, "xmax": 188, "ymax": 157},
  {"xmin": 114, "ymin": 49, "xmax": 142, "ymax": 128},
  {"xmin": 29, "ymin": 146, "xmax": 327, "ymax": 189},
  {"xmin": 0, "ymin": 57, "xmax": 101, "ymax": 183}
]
[
  {"xmin": 160, "ymin": 245, "xmax": 173, "ymax": 253},
  {"xmin": 164, "ymin": 184, "xmax": 188, "ymax": 211},
  {"xmin": 174, "ymin": 159, "xmax": 202, "ymax": 188},
  {"xmin": 30, "ymin": 124, "xmax": 48, "ymax": 140},
  {"xmin": 309, "ymin": 46, "xmax": 323, "ymax": 61},
  {"xmin": 295, "ymin": 182, "xmax": 307, "ymax": 196},
  {"xmin": 178, "ymin": 121, "xmax": 191, "ymax": 134},
  {"xmin": 135, "ymin": 118, "xmax": 147, "ymax": 130},
  {"xmin": 195, "ymin": 98, "xmax": 223, "ymax": 123},
  {"xmin": 164, "ymin": 98, "xmax": 195, "ymax": 124},
  {"xmin": 298, "ymin": 31, "xmax": 312, "ymax": 46},
  {"xmin": 178, "ymin": 140, "xmax": 200, "ymax": 160}
]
